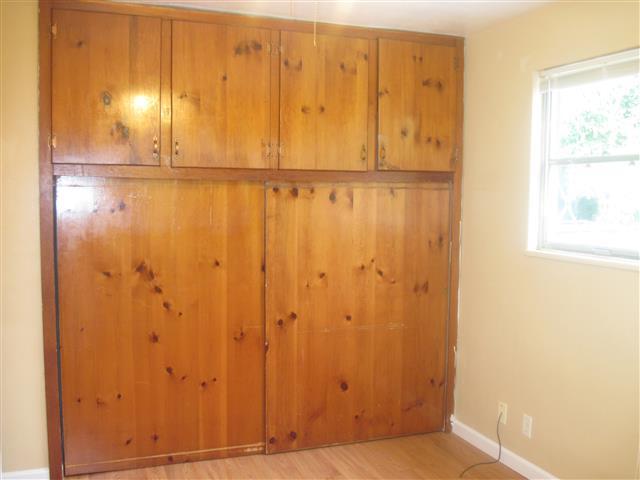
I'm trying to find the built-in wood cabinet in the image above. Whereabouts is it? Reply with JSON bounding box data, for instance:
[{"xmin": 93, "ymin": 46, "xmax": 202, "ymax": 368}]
[
  {"xmin": 265, "ymin": 183, "xmax": 450, "ymax": 453},
  {"xmin": 41, "ymin": 3, "xmax": 463, "ymax": 478},
  {"xmin": 172, "ymin": 21, "xmax": 274, "ymax": 169},
  {"xmin": 279, "ymin": 32, "xmax": 370, "ymax": 171},
  {"xmin": 378, "ymin": 39, "xmax": 459, "ymax": 171},
  {"xmin": 57, "ymin": 179, "xmax": 265, "ymax": 474},
  {"xmin": 51, "ymin": 10, "xmax": 162, "ymax": 165},
  {"xmin": 50, "ymin": 11, "xmax": 461, "ymax": 173}
]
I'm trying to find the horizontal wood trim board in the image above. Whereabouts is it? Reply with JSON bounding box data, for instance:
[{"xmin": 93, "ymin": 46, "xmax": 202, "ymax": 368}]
[
  {"xmin": 50, "ymin": 0, "xmax": 461, "ymax": 45},
  {"xmin": 64, "ymin": 443, "xmax": 266, "ymax": 476},
  {"xmin": 52, "ymin": 164, "xmax": 453, "ymax": 183}
]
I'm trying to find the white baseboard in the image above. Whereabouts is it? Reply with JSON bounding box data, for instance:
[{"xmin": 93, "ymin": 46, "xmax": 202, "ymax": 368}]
[
  {"xmin": 451, "ymin": 416, "xmax": 556, "ymax": 480},
  {"xmin": 1, "ymin": 468, "xmax": 49, "ymax": 479}
]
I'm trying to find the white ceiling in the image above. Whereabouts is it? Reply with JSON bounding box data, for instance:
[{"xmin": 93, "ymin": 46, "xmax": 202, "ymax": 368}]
[{"xmin": 127, "ymin": 1, "xmax": 550, "ymax": 36}]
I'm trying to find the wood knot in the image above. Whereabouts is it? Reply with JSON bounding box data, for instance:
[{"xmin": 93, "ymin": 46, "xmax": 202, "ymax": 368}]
[
  {"xmin": 272, "ymin": 186, "xmax": 280, "ymax": 193},
  {"xmin": 329, "ymin": 190, "xmax": 337, "ymax": 203},
  {"xmin": 125, "ymin": 438, "xmax": 133, "ymax": 445},
  {"xmin": 400, "ymin": 127, "xmax": 408, "ymax": 138},
  {"xmin": 101, "ymin": 271, "xmax": 112, "ymax": 278},
  {"xmin": 221, "ymin": 74, "xmax": 227, "ymax": 81},
  {"xmin": 116, "ymin": 393, "xmax": 122, "ymax": 400},
  {"xmin": 319, "ymin": 105, "xmax": 325, "ymax": 113},
  {"xmin": 162, "ymin": 301, "xmax": 171, "ymax": 310},
  {"xmin": 277, "ymin": 318, "xmax": 284, "ymax": 327},
  {"xmin": 289, "ymin": 431, "xmax": 297, "ymax": 440},
  {"xmin": 168, "ymin": 455, "xmax": 174, "ymax": 462},
  {"xmin": 151, "ymin": 433, "xmax": 159, "ymax": 442},
  {"xmin": 153, "ymin": 285, "xmax": 163, "ymax": 294},
  {"xmin": 345, "ymin": 315, "xmax": 352, "ymax": 321},
  {"xmin": 289, "ymin": 312, "xmax": 298, "ymax": 320},
  {"xmin": 422, "ymin": 78, "xmax": 431, "ymax": 86},
  {"xmin": 290, "ymin": 187, "xmax": 299, "ymax": 198},
  {"xmin": 318, "ymin": 272, "xmax": 326, "ymax": 279},
  {"xmin": 118, "ymin": 200, "xmax": 126, "ymax": 211},
  {"xmin": 301, "ymin": 105, "xmax": 311, "ymax": 114},
  {"xmin": 233, "ymin": 329, "xmax": 246, "ymax": 341},
  {"xmin": 269, "ymin": 436, "xmax": 277, "ymax": 444},
  {"xmin": 340, "ymin": 382, "xmax": 349, "ymax": 391},
  {"xmin": 165, "ymin": 366, "xmax": 174, "ymax": 375},
  {"xmin": 213, "ymin": 259, "xmax": 221, "ymax": 267}
]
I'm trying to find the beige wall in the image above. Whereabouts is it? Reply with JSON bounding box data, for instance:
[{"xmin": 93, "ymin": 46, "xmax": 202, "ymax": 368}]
[
  {"xmin": 1, "ymin": 0, "xmax": 49, "ymax": 473},
  {"xmin": 457, "ymin": 1, "xmax": 639, "ymax": 479}
]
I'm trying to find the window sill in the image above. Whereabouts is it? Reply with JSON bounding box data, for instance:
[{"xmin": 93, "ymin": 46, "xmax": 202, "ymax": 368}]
[{"xmin": 525, "ymin": 248, "xmax": 639, "ymax": 272}]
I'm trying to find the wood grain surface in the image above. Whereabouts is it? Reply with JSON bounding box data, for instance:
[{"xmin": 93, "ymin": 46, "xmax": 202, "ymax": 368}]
[
  {"xmin": 172, "ymin": 21, "xmax": 272, "ymax": 169},
  {"xmin": 378, "ymin": 39, "xmax": 459, "ymax": 172},
  {"xmin": 52, "ymin": 9, "xmax": 162, "ymax": 165},
  {"xmin": 279, "ymin": 31, "xmax": 369, "ymax": 171},
  {"xmin": 56, "ymin": 179, "xmax": 265, "ymax": 474},
  {"xmin": 265, "ymin": 183, "xmax": 451, "ymax": 453}
]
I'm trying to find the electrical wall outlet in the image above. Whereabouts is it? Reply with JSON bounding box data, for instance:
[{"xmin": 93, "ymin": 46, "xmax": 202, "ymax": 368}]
[
  {"xmin": 498, "ymin": 402, "xmax": 508, "ymax": 424},
  {"xmin": 522, "ymin": 414, "xmax": 533, "ymax": 438}
]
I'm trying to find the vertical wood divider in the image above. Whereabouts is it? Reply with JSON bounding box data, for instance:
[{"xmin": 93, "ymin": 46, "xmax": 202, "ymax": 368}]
[
  {"xmin": 160, "ymin": 19, "xmax": 172, "ymax": 168},
  {"xmin": 38, "ymin": 0, "xmax": 64, "ymax": 477},
  {"xmin": 270, "ymin": 29, "xmax": 281, "ymax": 170},
  {"xmin": 444, "ymin": 37, "xmax": 464, "ymax": 432},
  {"xmin": 367, "ymin": 38, "xmax": 378, "ymax": 171}
]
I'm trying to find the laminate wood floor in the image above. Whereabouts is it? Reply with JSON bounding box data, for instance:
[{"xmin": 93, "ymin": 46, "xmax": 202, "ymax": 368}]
[{"xmin": 78, "ymin": 433, "xmax": 522, "ymax": 479}]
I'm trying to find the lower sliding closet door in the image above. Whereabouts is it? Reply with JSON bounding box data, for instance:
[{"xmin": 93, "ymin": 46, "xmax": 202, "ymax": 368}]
[
  {"xmin": 56, "ymin": 178, "xmax": 265, "ymax": 474},
  {"xmin": 265, "ymin": 183, "xmax": 451, "ymax": 453}
]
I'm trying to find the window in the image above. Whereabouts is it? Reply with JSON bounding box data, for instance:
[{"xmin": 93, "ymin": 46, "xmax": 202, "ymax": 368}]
[{"xmin": 530, "ymin": 49, "xmax": 640, "ymax": 263}]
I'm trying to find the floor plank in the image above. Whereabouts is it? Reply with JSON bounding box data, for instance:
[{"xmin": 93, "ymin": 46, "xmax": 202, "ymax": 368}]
[{"xmin": 78, "ymin": 433, "xmax": 522, "ymax": 479}]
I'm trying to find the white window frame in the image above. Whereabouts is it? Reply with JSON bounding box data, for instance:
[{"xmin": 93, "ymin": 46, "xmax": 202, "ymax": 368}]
[{"xmin": 528, "ymin": 48, "xmax": 640, "ymax": 268}]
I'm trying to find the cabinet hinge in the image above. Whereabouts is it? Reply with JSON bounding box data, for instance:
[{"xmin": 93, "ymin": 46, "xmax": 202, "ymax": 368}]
[
  {"xmin": 267, "ymin": 42, "xmax": 282, "ymax": 56},
  {"xmin": 278, "ymin": 142, "xmax": 284, "ymax": 157},
  {"xmin": 49, "ymin": 134, "xmax": 57, "ymax": 149},
  {"xmin": 51, "ymin": 23, "xmax": 57, "ymax": 39}
]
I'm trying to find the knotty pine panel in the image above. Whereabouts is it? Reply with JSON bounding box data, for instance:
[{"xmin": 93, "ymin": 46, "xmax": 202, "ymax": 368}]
[
  {"xmin": 56, "ymin": 179, "xmax": 264, "ymax": 474},
  {"xmin": 279, "ymin": 31, "xmax": 369, "ymax": 171},
  {"xmin": 378, "ymin": 39, "xmax": 459, "ymax": 171},
  {"xmin": 172, "ymin": 21, "xmax": 272, "ymax": 169},
  {"xmin": 265, "ymin": 183, "xmax": 450, "ymax": 453},
  {"xmin": 52, "ymin": 10, "xmax": 162, "ymax": 165}
]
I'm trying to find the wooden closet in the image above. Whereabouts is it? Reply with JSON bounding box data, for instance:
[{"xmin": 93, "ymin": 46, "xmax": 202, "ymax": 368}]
[{"xmin": 38, "ymin": 1, "xmax": 464, "ymax": 478}]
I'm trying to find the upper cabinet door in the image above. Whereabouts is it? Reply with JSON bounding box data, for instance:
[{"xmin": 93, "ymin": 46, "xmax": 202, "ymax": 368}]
[
  {"xmin": 280, "ymin": 32, "xmax": 369, "ymax": 171},
  {"xmin": 378, "ymin": 39, "xmax": 459, "ymax": 172},
  {"xmin": 52, "ymin": 10, "xmax": 162, "ymax": 165},
  {"xmin": 172, "ymin": 21, "xmax": 273, "ymax": 169}
]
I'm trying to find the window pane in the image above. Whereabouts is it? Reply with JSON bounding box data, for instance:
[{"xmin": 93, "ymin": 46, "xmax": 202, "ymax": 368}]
[
  {"xmin": 549, "ymin": 74, "xmax": 640, "ymax": 158},
  {"xmin": 543, "ymin": 161, "xmax": 640, "ymax": 256}
]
